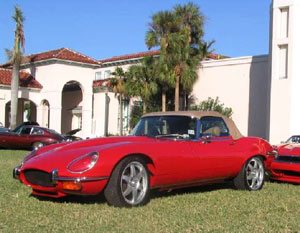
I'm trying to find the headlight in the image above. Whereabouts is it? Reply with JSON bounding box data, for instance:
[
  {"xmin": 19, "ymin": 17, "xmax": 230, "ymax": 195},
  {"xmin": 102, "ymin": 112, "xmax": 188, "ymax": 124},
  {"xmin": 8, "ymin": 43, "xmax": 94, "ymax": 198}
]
[{"xmin": 67, "ymin": 152, "xmax": 99, "ymax": 173}]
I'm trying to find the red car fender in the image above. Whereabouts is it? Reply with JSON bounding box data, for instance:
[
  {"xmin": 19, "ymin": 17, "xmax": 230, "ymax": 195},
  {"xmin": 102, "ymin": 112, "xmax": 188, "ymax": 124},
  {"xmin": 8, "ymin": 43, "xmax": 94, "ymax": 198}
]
[{"xmin": 233, "ymin": 137, "xmax": 274, "ymax": 170}]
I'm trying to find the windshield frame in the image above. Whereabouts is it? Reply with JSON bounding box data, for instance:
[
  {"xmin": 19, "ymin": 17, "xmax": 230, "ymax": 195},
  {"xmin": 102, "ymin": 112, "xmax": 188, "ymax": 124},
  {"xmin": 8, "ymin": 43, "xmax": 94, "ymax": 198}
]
[{"xmin": 131, "ymin": 115, "xmax": 199, "ymax": 141}]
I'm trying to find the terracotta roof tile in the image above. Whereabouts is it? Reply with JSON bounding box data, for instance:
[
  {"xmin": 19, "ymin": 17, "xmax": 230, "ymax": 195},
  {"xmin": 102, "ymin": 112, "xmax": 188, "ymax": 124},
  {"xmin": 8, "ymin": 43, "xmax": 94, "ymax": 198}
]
[
  {"xmin": 1, "ymin": 48, "xmax": 100, "ymax": 67},
  {"xmin": 99, "ymin": 50, "xmax": 226, "ymax": 64},
  {"xmin": 99, "ymin": 51, "xmax": 160, "ymax": 63},
  {"xmin": 0, "ymin": 68, "xmax": 42, "ymax": 89}
]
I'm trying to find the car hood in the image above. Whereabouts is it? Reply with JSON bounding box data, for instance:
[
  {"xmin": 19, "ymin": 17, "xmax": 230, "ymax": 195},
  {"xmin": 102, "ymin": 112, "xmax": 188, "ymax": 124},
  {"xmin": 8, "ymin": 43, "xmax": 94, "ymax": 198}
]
[
  {"xmin": 276, "ymin": 143, "xmax": 300, "ymax": 156},
  {"xmin": 21, "ymin": 136, "xmax": 153, "ymax": 174},
  {"xmin": 64, "ymin": 128, "xmax": 81, "ymax": 136}
]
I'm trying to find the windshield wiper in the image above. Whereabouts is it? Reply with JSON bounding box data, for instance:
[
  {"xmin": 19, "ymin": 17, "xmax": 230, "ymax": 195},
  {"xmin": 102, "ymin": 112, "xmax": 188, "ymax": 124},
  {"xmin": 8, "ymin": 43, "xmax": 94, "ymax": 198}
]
[{"xmin": 155, "ymin": 134, "xmax": 189, "ymax": 139}]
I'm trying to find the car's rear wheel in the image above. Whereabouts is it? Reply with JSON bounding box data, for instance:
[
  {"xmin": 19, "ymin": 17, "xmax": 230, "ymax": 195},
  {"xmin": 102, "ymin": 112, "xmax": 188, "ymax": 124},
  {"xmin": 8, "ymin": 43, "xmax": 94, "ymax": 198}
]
[
  {"xmin": 32, "ymin": 142, "xmax": 44, "ymax": 150},
  {"xmin": 104, "ymin": 156, "xmax": 150, "ymax": 207},
  {"xmin": 233, "ymin": 156, "xmax": 265, "ymax": 191}
]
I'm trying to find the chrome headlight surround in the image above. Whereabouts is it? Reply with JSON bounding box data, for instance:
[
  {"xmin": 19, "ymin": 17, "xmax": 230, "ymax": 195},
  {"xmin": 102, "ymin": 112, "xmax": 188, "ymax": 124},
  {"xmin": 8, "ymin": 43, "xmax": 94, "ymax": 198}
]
[
  {"xmin": 267, "ymin": 149, "xmax": 278, "ymax": 159},
  {"xmin": 67, "ymin": 151, "xmax": 99, "ymax": 174}
]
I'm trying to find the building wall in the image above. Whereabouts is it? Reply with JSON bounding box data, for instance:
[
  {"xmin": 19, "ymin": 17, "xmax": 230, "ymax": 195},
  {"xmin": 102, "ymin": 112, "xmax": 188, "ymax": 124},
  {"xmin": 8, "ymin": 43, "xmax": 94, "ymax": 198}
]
[
  {"xmin": 269, "ymin": 0, "xmax": 300, "ymax": 144},
  {"xmin": 93, "ymin": 91, "xmax": 120, "ymax": 136},
  {"xmin": 0, "ymin": 86, "xmax": 41, "ymax": 127},
  {"xmin": 23, "ymin": 63, "xmax": 95, "ymax": 138},
  {"xmin": 192, "ymin": 55, "xmax": 269, "ymax": 138}
]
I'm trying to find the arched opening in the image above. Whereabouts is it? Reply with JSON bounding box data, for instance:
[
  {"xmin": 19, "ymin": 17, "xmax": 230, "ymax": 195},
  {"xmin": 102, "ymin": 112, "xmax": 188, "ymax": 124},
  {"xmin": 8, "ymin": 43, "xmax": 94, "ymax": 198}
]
[
  {"xmin": 41, "ymin": 99, "xmax": 50, "ymax": 128},
  {"xmin": 5, "ymin": 98, "xmax": 37, "ymax": 128},
  {"xmin": 61, "ymin": 81, "xmax": 83, "ymax": 134}
]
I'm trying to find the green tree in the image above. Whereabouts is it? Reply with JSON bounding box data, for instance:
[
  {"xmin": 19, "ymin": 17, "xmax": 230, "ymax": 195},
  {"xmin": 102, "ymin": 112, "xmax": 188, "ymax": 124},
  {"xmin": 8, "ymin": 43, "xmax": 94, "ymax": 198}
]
[
  {"xmin": 146, "ymin": 11, "xmax": 178, "ymax": 112},
  {"xmin": 126, "ymin": 56, "xmax": 158, "ymax": 113},
  {"xmin": 9, "ymin": 6, "xmax": 25, "ymax": 129},
  {"xmin": 109, "ymin": 67, "xmax": 127, "ymax": 136},
  {"xmin": 189, "ymin": 97, "xmax": 233, "ymax": 118},
  {"xmin": 146, "ymin": 3, "xmax": 206, "ymax": 111}
]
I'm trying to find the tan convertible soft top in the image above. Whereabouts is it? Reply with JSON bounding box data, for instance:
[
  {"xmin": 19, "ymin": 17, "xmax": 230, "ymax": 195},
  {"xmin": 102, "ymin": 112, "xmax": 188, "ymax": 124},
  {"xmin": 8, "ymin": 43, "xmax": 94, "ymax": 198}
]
[{"xmin": 142, "ymin": 111, "xmax": 243, "ymax": 140}]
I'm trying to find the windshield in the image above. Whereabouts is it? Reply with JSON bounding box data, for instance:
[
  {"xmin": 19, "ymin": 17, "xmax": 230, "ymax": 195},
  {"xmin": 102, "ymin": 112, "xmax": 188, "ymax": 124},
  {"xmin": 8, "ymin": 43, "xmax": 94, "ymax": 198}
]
[
  {"xmin": 132, "ymin": 116, "xmax": 197, "ymax": 140},
  {"xmin": 286, "ymin": 136, "xmax": 300, "ymax": 144}
]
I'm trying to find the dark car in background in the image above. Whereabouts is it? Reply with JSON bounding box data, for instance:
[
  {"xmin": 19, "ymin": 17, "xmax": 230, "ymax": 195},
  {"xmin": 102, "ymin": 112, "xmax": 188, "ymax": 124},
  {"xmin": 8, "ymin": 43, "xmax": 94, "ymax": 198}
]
[{"xmin": 0, "ymin": 125, "xmax": 64, "ymax": 150}]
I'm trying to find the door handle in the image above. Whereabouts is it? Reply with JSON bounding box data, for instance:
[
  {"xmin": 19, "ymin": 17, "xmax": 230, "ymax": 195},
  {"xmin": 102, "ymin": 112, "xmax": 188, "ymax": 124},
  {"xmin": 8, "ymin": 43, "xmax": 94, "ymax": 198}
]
[{"xmin": 202, "ymin": 140, "xmax": 211, "ymax": 144}]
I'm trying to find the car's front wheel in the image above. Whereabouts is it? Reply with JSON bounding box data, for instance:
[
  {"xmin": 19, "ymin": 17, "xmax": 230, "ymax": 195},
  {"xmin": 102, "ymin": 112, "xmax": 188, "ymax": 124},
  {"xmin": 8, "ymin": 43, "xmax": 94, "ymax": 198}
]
[
  {"xmin": 32, "ymin": 142, "xmax": 44, "ymax": 150},
  {"xmin": 233, "ymin": 156, "xmax": 265, "ymax": 191},
  {"xmin": 104, "ymin": 156, "xmax": 150, "ymax": 207}
]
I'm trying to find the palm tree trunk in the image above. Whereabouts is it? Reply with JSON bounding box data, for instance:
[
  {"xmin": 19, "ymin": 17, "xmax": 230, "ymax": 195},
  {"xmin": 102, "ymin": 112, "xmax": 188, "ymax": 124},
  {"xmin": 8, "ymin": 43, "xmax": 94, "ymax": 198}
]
[
  {"xmin": 185, "ymin": 92, "xmax": 189, "ymax": 110},
  {"xmin": 162, "ymin": 91, "xmax": 166, "ymax": 112},
  {"xmin": 143, "ymin": 101, "xmax": 147, "ymax": 114},
  {"xmin": 119, "ymin": 97, "xmax": 123, "ymax": 136},
  {"xmin": 174, "ymin": 75, "xmax": 180, "ymax": 111},
  {"xmin": 10, "ymin": 62, "xmax": 20, "ymax": 129}
]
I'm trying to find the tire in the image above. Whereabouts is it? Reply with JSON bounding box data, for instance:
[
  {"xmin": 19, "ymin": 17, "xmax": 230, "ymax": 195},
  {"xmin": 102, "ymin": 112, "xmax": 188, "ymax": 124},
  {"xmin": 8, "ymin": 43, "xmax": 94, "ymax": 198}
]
[
  {"xmin": 32, "ymin": 142, "xmax": 44, "ymax": 150},
  {"xmin": 233, "ymin": 156, "xmax": 265, "ymax": 191},
  {"xmin": 104, "ymin": 156, "xmax": 150, "ymax": 207}
]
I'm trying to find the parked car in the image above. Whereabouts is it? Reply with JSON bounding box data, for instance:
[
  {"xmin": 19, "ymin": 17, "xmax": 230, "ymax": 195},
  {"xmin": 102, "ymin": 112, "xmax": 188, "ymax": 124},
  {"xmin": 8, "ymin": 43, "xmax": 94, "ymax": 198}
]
[
  {"xmin": 0, "ymin": 121, "xmax": 39, "ymax": 135},
  {"xmin": 270, "ymin": 135, "xmax": 300, "ymax": 183},
  {"xmin": 13, "ymin": 111, "xmax": 276, "ymax": 207},
  {"xmin": 0, "ymin": 125, "xmax": 64, "ymax": 150},
  {"xmin": 63, "ymin": 128, "xmax": 82, "ymax": 141},
  {"xmin": 0, "ymin": 127, "xmax": 10, "ymax": 133}
]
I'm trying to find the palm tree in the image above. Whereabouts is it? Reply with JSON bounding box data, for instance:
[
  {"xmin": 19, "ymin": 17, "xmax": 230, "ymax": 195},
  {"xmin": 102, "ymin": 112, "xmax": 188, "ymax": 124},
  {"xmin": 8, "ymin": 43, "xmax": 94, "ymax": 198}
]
[
  {"xmin": 126, "ymin": 56, "xmax": 158, "ymax": 113},
  {"xmin": 10, "ymin": 6, "xmax": 25, "ymax": 129},
  {"xmin": 146, "ymin": 11, "xmax": 178, "ymax": 112},
  {"xmin": 172, "ymin": 3, "xmax": 205, "ymax": 111},
  {"xmin": 146, "ymin": 3, "xmax": 206, "ymax": 111},
  {"xmin": 200, "ymin": 40, "xmax": 215, "ymax": 60},
  {"xmin": 109, "ymin": 67, "xmax": 127, "ymax": 135}
]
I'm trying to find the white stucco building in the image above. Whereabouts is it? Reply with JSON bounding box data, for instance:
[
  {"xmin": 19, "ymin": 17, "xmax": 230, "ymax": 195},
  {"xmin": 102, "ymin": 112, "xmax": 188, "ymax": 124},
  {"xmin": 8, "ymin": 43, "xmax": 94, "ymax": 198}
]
[{"xmin": 0, "ymin": 0, "xmax": 297, "ymax": 144}]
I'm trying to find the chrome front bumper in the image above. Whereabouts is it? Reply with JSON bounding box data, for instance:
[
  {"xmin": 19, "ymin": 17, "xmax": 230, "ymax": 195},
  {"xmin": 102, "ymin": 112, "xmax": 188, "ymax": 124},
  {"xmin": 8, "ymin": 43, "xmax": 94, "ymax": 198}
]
[{"xmin": 13, "ymin": 165, "xmax": 21, "ymax": 180}]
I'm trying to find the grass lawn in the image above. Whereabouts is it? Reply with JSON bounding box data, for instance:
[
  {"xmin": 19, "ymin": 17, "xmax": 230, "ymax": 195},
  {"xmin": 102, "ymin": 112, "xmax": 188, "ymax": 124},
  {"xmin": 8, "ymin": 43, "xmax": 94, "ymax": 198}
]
[{"xmin": 1, "ymin": 150, "xmax": 300, "ymax": 233}]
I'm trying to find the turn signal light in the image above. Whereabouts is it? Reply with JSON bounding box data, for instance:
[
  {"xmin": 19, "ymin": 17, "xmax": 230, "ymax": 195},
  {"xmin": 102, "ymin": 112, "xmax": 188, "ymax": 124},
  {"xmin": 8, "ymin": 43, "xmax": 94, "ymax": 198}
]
[{"xmin": 62, "ymin": 181, "xmax": 82, "ymax": 191}]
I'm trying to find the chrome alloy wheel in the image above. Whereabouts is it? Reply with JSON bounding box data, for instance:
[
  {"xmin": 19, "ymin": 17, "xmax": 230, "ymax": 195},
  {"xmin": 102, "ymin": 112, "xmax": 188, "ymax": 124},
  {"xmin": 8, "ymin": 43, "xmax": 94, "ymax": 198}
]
[
  {"xmin": 120, "ymin": 161, "xmax": 148, "ymax": 205},
  {"xmin": 246, "ymin": 157, "xmax": 264, "ymax": 190}
]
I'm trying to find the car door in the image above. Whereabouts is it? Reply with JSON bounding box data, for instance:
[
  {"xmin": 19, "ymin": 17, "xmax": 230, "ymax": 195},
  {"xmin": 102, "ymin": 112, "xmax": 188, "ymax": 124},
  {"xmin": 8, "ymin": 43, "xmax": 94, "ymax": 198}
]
[
  {"xmin": 15, "ymin": 126, "xmax": 33, "ymax": 148},
  {"xmin": 29, "ymin": 127, "xmax": 45, "ymax": 144},
  {"xmin": 191, "ymin": 116, "xmax": 241, "ymax": 180}
]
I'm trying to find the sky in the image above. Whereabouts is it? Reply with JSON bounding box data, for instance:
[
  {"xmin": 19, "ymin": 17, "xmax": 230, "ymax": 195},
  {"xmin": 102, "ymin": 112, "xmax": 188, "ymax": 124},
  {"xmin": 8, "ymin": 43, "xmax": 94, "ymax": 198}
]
[{"xmin": 0, "ymin": 0, "xmax": 272, "ymax": 64}]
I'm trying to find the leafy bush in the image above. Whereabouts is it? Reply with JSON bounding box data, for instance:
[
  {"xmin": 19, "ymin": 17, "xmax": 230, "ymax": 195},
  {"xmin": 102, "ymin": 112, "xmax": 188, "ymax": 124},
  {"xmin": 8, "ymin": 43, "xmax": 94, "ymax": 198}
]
[{"xmin": 189, "ymin": 97, "xmax": 233, "ymax": 118}]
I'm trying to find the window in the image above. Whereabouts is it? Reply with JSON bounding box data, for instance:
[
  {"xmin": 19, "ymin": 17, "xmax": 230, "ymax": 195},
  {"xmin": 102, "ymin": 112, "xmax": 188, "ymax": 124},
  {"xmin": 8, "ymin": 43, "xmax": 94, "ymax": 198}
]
[
  {"xmin": 95, "ymin": 71, "xmax": 102, "ymax": 80},
  {"xmin": 278, "ymin": 44, "xmax": 288, "ymax": 79},
  {"xmin": 104, "ymin": 70, "xmax": 111, "ymax": 79},
  {"xmin": 31, "ymin": 127, "xmax": 44, "ymax": 135},
  {"xmin": 20, "ymin": 127, "xmax": 32, "ymax": 135},
  {"xmin": 200, "ymin": 116, "xmax": 230, "ymax": 137},
  {"xmin": 279, "ymin": 8, "xmax": 289, "ymax": 39}
]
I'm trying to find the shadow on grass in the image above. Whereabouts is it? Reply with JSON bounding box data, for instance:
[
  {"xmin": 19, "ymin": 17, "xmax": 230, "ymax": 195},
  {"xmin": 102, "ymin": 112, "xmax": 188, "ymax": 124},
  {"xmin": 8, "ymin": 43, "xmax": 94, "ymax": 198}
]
[
  {"xmin": 30, "ymin": 182, "xmax": 235, "ymax": 205},
  {"xmin": 31, "ymin": 193, "xmax": 107, "ymax": 205},
  {"xmin": 151, "ymin": 182, "xmax": 234, "ymax": 200}
]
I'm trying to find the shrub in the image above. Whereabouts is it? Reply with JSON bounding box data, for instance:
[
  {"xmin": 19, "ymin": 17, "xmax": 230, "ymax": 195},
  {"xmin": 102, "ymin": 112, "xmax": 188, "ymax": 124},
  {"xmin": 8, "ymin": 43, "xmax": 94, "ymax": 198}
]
[{"xmin": 189, "ymin": 97, "xmax": 233, "ymax": 118}]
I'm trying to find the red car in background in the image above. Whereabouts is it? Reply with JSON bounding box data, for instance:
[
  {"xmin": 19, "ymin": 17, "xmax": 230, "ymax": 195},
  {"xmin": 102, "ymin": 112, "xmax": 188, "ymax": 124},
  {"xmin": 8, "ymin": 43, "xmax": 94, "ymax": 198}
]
[
  {"xmin": 13, "ymin": 111, "xmax": 276, "ymax": 207},
  {"xmin": 270, "ymin": 135, "xmax": 300, "ymax": 183},
  {"xmin": 0, "ymin": 125, "xmax": 64, "ymax": 150}
]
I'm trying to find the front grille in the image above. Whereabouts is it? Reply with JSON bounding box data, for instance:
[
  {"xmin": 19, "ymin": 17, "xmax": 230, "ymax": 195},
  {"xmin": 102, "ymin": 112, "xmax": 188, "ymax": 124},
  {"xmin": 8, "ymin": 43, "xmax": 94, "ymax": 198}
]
[
  {"xmin": 275, "ymin": 155, "xmax": 300, "ymax": 163},
  {"xmin": 274, "ymin": 169, "xmax": 300, "ymax": 177},
  {"xmin": 24, "ymin": 169, "xmax": 55, "ymax": 187}
]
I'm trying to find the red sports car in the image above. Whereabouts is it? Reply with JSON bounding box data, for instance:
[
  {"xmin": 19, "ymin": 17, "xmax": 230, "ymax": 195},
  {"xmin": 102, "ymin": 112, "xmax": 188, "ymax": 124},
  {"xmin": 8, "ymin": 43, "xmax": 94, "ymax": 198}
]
[
  {"xmin": 13, "ymin": 111, "xmax": 276, "ymax": 207},
  {"xmin": 0, "ymin": 125, "xmax": 64, "ymax": 150},
  {"xmin": 270, "ymin": 136, "xmax": 300, "ymax": 183}
]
